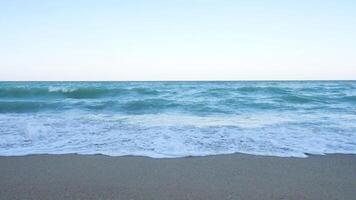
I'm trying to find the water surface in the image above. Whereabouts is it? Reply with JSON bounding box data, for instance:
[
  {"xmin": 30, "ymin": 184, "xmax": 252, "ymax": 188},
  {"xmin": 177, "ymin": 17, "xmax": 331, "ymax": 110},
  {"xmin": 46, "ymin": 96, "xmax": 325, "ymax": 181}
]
[{"xmin": 1, "ymin": 81, "xmax": 355, "ymax": 157}]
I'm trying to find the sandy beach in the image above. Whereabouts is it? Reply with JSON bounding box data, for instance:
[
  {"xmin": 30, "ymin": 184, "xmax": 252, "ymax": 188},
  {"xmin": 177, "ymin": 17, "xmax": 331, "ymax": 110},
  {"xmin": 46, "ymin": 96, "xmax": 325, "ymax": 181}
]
[{"xmin": 0, "ymin": 153, "xmax": 355, "ymax": 200}]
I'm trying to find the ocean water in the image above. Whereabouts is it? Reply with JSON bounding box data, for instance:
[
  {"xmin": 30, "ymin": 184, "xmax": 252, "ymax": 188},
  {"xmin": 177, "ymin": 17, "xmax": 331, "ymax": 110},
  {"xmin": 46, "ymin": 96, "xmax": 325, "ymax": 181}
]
[{"xmin": 0, "ymin": 81, "xmax": 356, "ymax": 158}]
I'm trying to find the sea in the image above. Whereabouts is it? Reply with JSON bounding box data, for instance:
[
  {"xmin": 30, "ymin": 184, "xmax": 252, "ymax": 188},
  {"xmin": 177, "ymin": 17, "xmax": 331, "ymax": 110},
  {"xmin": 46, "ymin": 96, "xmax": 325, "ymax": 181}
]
[{"xmin": 0, "ymin": 81, "xmax": 355, "ymax": 158}]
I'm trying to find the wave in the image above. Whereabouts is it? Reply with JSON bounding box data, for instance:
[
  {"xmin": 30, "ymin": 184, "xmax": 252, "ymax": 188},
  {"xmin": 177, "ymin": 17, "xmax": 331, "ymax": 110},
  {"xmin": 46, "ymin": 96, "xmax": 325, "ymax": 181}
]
[
  {"xmin": 0, "ymin": 101, "xmax": 64, "ymax": 113},
  {"xmin": 0, "ymin": 81, "xmax": 355, "ymax": 114},
  {"xmin": 0, "ymin": 96, "xmax": 346, "ymax": 114},
  {"xmin": 0, "ymin": 87, "xmax": 50, "ymax": 98},
  {"xmin": 62, "ymin": 88, "xmax": 123, "ymax": 99},
  {"xmin": 120, "ymin": 100, "xmax": 227, "ymax": 114},
  {"xmin": 236, "ymin": 86, "xmax": 290, "ymax": 94},
  {"xmin": 279, "ymin": 95, "xmax": 321, "ymax": 104},
  {"xmin": 0, "ymin": 99, "xmax": 237, "ymax": 114},
  {"xmin": 0, "ymin": 86, "xmax": 161, "ymax": 99},
  {"xmin": 193, "ymin": 86, "xmax": 291, "ymax": 97},
  {"xmin": 121, "ymin": 99, "xmax": 177, "ymax": 112},
  {"xmin": 340, "ymin": 96, "xmax": 356, "ymax": 104},
  {"xmin": 83, "ymin": 99, "xmax": 180, "ymax": 113},
  {"xmin": 130, "ymin": 87, "xmax": 160, "ymax": 95}
]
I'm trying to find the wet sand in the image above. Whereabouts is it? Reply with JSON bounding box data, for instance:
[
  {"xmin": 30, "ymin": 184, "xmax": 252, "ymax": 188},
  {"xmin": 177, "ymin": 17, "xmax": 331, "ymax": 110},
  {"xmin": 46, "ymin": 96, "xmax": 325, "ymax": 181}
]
[{"xmin": 0, "ymin": 153, "xmax": 355, "ymax": 200}]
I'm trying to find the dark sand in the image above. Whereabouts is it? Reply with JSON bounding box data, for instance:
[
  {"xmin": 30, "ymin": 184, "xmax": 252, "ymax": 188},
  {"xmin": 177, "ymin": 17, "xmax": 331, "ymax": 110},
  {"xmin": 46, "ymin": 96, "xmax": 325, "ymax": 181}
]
[{"xmin": 0, "ymin": 154, "xmax": 355, "ymax": 200}]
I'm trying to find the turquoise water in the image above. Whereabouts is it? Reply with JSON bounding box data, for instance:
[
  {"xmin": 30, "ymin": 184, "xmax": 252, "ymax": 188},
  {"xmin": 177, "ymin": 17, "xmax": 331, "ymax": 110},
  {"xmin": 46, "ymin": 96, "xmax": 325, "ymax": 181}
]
[{"xmin": 0, "ymin": 81, "xmax": 356, "ymax": 157}]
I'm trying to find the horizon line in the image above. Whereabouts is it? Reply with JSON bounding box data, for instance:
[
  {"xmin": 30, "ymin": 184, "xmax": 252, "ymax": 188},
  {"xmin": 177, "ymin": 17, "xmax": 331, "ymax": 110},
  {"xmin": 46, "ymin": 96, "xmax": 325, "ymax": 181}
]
[{"xmin": 1, "ymin": 79, "xmax": 355, "ymax": 82}]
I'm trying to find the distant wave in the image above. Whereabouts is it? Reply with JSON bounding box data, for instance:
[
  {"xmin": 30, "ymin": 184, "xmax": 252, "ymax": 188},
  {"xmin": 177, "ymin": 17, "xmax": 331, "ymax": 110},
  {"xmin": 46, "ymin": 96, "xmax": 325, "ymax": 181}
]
[
  {"xmin": 279, "ymin": 95, "xmax": 320, "ymax": 104},
  {"xmin": 235, "ymin": 86, "xmax": 290, "ymax": 94},
  {"xmin": 0, "ymin": 86, "xmax": 161, "ymax": 99}
]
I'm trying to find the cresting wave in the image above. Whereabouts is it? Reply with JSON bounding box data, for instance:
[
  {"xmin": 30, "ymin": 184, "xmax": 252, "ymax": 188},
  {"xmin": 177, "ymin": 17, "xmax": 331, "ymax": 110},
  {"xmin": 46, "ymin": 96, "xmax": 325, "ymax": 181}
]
[
  {"xmin": 0, "ymin": 81, "xmax": 356, "ymax": 158},
  {"xmin": 0, "ymin": 86, "xmax": 158, "ymax": 99}
]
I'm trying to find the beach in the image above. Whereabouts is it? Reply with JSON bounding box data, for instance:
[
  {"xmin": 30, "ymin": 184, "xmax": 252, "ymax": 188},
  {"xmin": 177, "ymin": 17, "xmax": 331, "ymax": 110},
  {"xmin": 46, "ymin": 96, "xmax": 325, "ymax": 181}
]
[
  {"xmin": 0, "ymin": 153, "xmax": 355, "ymax": 200},
  {"xmin": 2, "ymin": 0, "xmax": 356, "ymax": 198}
]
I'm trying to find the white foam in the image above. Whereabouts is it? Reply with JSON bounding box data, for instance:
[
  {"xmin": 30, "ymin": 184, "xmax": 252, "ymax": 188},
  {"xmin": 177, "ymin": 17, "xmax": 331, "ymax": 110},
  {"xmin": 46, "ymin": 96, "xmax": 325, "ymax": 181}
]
[
  {"xmin": 48, "ymin": 86, "xmax": 75, "ymax": 93},
  {"xmin": 124, "ymin": 113, "xmax": 295, "ymax": 128},
  {"xmin": 0, "ymin": 112, "xmax": 355, "ymax": 158}
]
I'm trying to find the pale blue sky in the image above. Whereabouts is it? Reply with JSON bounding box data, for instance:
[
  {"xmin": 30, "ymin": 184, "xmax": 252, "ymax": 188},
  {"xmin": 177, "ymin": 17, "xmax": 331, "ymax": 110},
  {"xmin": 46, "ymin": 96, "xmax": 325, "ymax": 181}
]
[{"xmin": 1, "ymin": 0, "xmax": 355, "ymax": 80}]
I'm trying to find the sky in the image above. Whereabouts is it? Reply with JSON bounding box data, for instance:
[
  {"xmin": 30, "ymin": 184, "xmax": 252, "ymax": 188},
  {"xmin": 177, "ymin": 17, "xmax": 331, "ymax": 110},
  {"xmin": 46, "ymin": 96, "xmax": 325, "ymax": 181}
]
[{"xmin": 0, "ymin": 0, "xmax": 355, "ymax": 81}]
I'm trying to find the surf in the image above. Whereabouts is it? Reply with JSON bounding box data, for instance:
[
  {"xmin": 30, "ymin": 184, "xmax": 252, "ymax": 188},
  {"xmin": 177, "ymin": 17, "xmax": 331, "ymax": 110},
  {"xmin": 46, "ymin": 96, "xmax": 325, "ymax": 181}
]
[{"xmin": 0, "ymin": 81, "xmax": 355, "ymax": 158}]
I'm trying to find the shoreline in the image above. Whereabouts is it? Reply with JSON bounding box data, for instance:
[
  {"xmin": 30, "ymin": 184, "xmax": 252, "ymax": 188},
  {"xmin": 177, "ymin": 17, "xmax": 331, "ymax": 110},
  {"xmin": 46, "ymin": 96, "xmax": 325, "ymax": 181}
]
[
  {"xmin": 1, "ymin": 153, "xmax": 356, "ymax": 199},
  {"xmin": 0, "ymin": 151, "xmax": 353, "ymax": 158}
]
